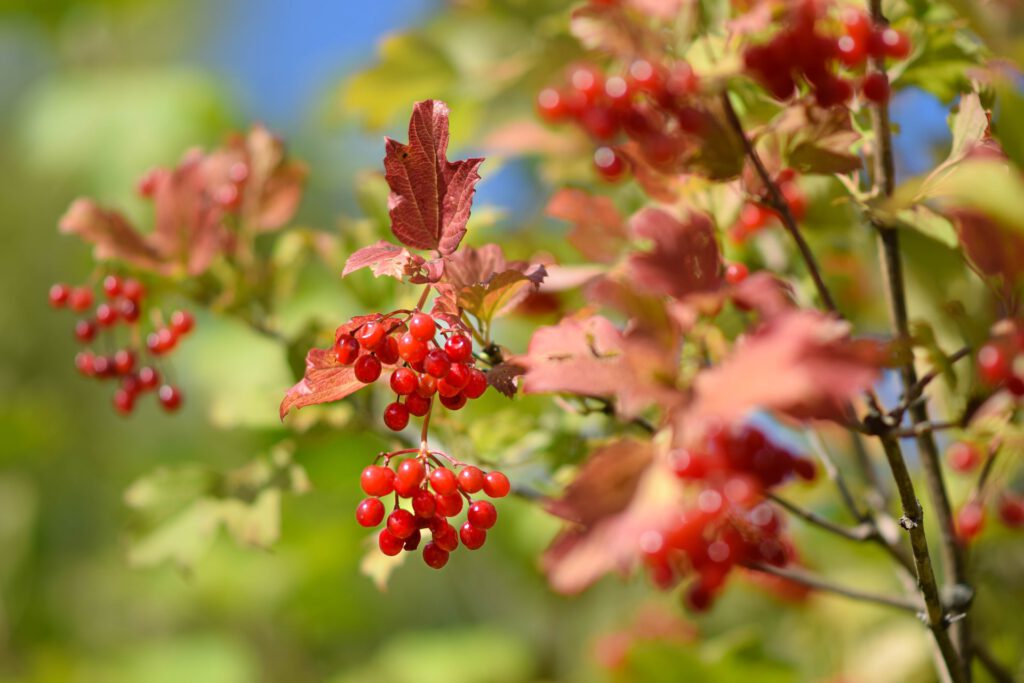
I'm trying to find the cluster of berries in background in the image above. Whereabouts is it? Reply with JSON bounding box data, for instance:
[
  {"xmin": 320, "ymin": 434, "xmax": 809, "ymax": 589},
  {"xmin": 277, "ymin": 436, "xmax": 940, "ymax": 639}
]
[
  {"xmin": 537, "ymin": 56, "xmax": 703, "ymax": 182},
  {"xmin": 945, "ymin": 440, "xmax": 1024, "ymax": 543},
  {"xmin": 976, "ymin": 320, "xmax": 1024, "ymax": 397},
  {"xmin": 356, "ymin": 455, "xmax": 510, "ymax": 568},
  {"xmin": 49, "ymin": 275, "xmax": 191, "ymax": 416},
  {"xmin": 643, "ymin": 425, "xmax": 816, "ymax": 611},
  {"xmin": 334, "ymin": 311, "xmax": 489, "ymax": 430},
  {"xmin": 743, "ymin": 1, "xmax": 911, "ymax": 107}
]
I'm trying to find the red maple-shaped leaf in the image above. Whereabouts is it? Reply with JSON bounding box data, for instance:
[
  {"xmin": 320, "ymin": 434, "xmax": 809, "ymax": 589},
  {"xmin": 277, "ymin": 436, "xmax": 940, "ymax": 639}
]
[
  {"xmin": 343, "ymin": 240, "xmax": 415, "ymax": 279},
  {"xmin": 688, "ymin": 310, "xmax": 886, "ymax": 425},
  {"xmin": 383, "ymin": 100, "xmax": 484, "ymax": 255},
  {"xmin": 59, "ymin": 199, "xmax": 165, "ymax": 271},
  {"xmin": 280, "ymin": 315, "xmax": 406, "ymax": 419},
  {"xmin": 627, "ymin": 208, "xmax": 722, "ymax": 299},
  {"xmin": 279, "ymin": 348, "xmax": 366, "ymax": 420}
]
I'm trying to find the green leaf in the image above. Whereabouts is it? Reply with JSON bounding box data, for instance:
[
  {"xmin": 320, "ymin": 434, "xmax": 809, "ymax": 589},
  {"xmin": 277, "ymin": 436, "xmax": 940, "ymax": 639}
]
[
  {"xmin": 895, "ymin": 206, "xmax": 958, "ymax": 248},
  {"xmin": 994, "ymin": 78, "xmax": 1024, "ymax": 169},
  {"xmin": 896, "ymin": 22, "xmax": 981, "ymax": 103},
  {"xmin": 340, "ymin": 34, "xmax": 457, "ymax": 130},
  {"xmin": 458, "ymin": 270, "xmax": 540, "ymax": 327}
]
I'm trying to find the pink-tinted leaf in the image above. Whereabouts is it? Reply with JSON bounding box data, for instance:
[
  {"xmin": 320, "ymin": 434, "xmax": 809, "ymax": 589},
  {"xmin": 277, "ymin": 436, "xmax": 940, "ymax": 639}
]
[
  {"xmin": 546, "ymin": 189, "xmax": 628, "ymax": 264},
  {"xmin": 59, "ymin": 199, "xmax": 164, "ymax": 271},
  {"xmin": 459, "ymin": 268, "xmax": 548, "ymax": 324},
  {"xmin": 543, "ymin": 441, "xmax": 683, "ymax": 594},
  {"xmin": 242, "ymin": 125, "xmax": 308, "ymax": 231},
  {"xmin": 280, "ymin": 348, "xmax": 366, "ymax": 420},
  {"xmin": 950, "ymin": 208, "xmax": 1024, "ymax": 297},
  {"xmin": 383, "ymin": 100, "xmax": 484, "ymax": 254},
  {"xmin": 627, "ymin": 208, "xmax": 722, "ymax": 299},
  {"xmin": 688, "ymin": 310, "xmax": 886, "ymax": 424},
  {"xmin": 730, "ymin": 271, "xmax": 797, "ymax": 319},
  {"xmin": 150, "ymin": 151, "xmax": 228, "ymax": 276},
  {"xmin": 343, "ymin": 240, "xmax": 412, "ymax": 279}
]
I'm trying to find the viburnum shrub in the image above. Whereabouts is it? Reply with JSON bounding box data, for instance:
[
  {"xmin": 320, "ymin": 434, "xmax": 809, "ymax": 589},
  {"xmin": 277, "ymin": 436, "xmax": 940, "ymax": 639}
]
[{"xmin": 51, "ymin": 0, "xmax": 1024, "ymax": 680}]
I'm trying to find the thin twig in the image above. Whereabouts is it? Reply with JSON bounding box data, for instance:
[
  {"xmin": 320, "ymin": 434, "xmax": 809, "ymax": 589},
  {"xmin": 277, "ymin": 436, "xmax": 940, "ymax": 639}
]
[
  {"xmin": 744, "ymin": 562, "xmax": 924, "ymax": 614},
  {"xmin": 889, "ymin": 346, "xmax": 972, "ymax": 423},
  {"xmin": 893, "ymin": 420, "xmax": 961, "ymax": 439},
  {"xmin": 719, "ymin": 91, "xmax": 838, "ymax": 313},
  {"xmin": 807, "ymin": 431, "xmax": 865, "ymax": 521},
  {"xmin": 972, "ymin": 640, "xmax": 1017, "ymax": 683},
  {"xmin": 767, "ymin": 492, "xmax": 875, "ymax": 541}
]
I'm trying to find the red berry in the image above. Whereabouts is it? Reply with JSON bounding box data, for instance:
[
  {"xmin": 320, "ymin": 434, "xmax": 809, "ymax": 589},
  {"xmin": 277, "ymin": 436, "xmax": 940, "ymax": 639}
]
[
  {"xmin": 436, "ymin": 492, "xmax": 463, "ymax": 517},
  {"xmin": 432, "ymin": 520, "xmax": 459, "ymax": 552},
  {"xmin": 119, "ymin": 299, "xmax": 140, "ymax": 323},
  {"xmin": 416, "ymin": 373, "xmax": 438, "ymax": 397},
  {"xmin": 403, "ymin": 528, "xmax": 422, "ymax": 551},
  {"xmin": 334, "ymin": 335, "xmax": 360, "ymax": 365},
  {"xmin": 439, "ymin": 392, "xmax": 467, "ymax": 411},
  {"xmin": 397, "ymin": 458, "xmax": 426, "ymax": 488},
  {"xmin": 146, "ymin": 328, "xmax": 177, "ymax": 355},
  {"xmin": 75, "ymin": 351, "xmax": 95, "ymax": 376},
  {"xmin": 170, "ymin": 310, "xmax": 194, "ymax": 336},
  {"xmin": 49, "ymin": 283, "xmax": 71, "ymax": 308},
  {"xmin": 121, "ymin": 373, "xmax": 141, "ymax": 396},
  {"xmin": 947, "ymin": 442, "xmax": 981, "ymax": 473},
  {"xmin": 408, "ymin": 313, "xmax": 436, "ymax": 342},
  {"xmin": 436, "ymin": 378, "xmax": 461, "ymax": 398},
  {"xmin": 581, "ymin": 106, "xmax": 620, "ymax": 140},
  {"xmin": 446, "ymin": 362, "xmax": 470, "ymax": 390},
  {"xmin": 627, "ymin": 59, "xmax": 663, "ymax": 94},
  {"xmin": 68, "ymin": 287, "xmax": 94, "ymax": 312},
  {"xmin": 390, "ymin": 368, "xmax": 418, "ymax": 395},
  {"xmin": 92, "ymin": 355, "xmax": 112, "ymax": 377},
  {"xmin": 463, "ymin": 369, "xmax": 488, "ymax": 399},
  {"xmin": 361, "ymin": 465, "xmax": 395, "ymax": 497},
  {"xmin": 537, "ymin": 87, "xmax": 569, "ymax": 124},
  {"xmin": 423, "ymin": 349, "xmax": 451, "ymax": 379},
  {"xmin": 604, "ymin": 75, "xmax": 632, "ymax": 110},
  {"xmin": 422, "ymin": 542, "xmax": 450, "ymax": 569},
  {"xmin": 594, "ymin": 146, "xmax": 626, "ymax": 181},
  {"xmin": 356, "ymin": 320, "xmax": 385, "ymax": 349},
  {"xmin": 113, "ymin": 389, "xmax": 134, "ymax": 416},
  {"xmin": 113, "ymin": 349, "xmax": 135, "ymax": 375},
  {"xmin": 158, "ymin": 385, "xmax": 183, "ymax": 412},
  {"xmin": 354, "ymin": 354, "xmax": 382, "ymax": 383},
  {"xmin": 387, "ymin": 509, "xmax": 417, "ymax": 539},
  {"xmin": 444, "ymin": 334, "xmax": 473, "ymax": 363},
  {"xmin": 956, "ymin": 502, "xmax": 985, "ymax": 542},
  {"xmin": 95, "ymin": 303, "xmax": 118, "ymax": 327},
  {"xmin": 398, "ymin": 332, "xmax": 428, "ymax": 364},
  {"xmin": 75, "ymin": 319, "xmax": 97, "ymax": 343},
  {"xmin": 356, "ymin": 498, "xmax": 386, "ymax": 527},
  {"xmin": 412, "ymin": 488, "xmax": 437, "ymax": 518},
  {"xmin": 383, "ymin": 402, "xmax": 409, "ymax": 431},
  {"xmin": 875, "ymin": 27, "xmax": 911, "ymax": 60},
  {"xmin": 458, "ymin": 466, "xmax": 485, "ymax": 493},
  {"xmin": 378, "ymin": 528, "xmax": 404, "ymax": 556},
  {"xmin": 977, "ymin": 342, "xmax": 1012, "ymax": 385},
  {"xmin": 685, "ymin": 583, "xmax": 713, "ymax": 612},
  {"xmin": 429, "ymin": 467, "xmax": 458, "ymax": 495},
  {"xmin": 405, "ymin": 393, "xmax": 431, "ymax": 417},
  {"xmin": 467, "ymin": 500, "xmax": 497, "ymax": 529},
  {"xmin": 138, "ymin": 366, "xmax": 160, "ymax": 390},
  {"xmin": 862, "ymin": 72, "xmax": 890, "ymax": 103},
  {"xmin": 724, "ymin": 262, "xmax": 749, "ymax": 285},
  {"xmin": 483, "ymin": 471, "xmax": 511, "ymax": 498},
  {"xmin": 460, "ymin": 522, "xmax": 487, "ymax": 550},
  {"xmin": 121, "ymin": 278, "xmax": 144, "ymax": 302},
  {"xmin": 102, "ymin": 275, "xmax": 122, "ymax": 298},
  {"xmin": 997, "ymin": 495, "xmax": 1024, "ymax": 528},
  {"xmin": 376, "ymin": 335, "xmax": 400, "ymax": 365},
  {"xmin": 780, "ymin": 181, "xmax": 807, "ymax": 220},
  {"xmin": 739, "ymin": 203, "xmax": 771, "ymax": 232}
]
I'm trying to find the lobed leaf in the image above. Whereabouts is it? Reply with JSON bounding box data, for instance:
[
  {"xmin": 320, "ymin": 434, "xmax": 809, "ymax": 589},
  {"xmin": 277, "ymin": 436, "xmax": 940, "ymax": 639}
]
[
  {"xmin": 627, "ymin": 208, "xmax": 722, "ymax": 299},
  {"xmin": 383, "ymin": 99, "xmax": 484, "ymax": 255}
]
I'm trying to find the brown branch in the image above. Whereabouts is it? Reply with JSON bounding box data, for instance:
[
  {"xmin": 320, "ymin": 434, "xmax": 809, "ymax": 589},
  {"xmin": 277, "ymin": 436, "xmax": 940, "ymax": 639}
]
[
  {"xmin": 719, "ymin": 91, "xmax": 838, "ymax": 313},
  {"xmin": 744, "ymin": 562, "xmax": 924, "ymax": 614},
  {"xmin": 893, "ymin": 420, "xmax": 961, "ymax": 439}
]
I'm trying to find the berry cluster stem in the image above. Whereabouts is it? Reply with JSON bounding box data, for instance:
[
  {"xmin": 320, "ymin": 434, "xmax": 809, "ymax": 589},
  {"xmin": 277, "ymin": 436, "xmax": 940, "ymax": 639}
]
[{"xmin": 719, "ymin": 91, "xmax": 838, "ymax": 314}]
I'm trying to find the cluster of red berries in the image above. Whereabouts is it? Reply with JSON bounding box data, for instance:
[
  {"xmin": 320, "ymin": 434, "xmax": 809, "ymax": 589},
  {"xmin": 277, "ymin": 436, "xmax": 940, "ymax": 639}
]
[
  {"xmin": 48, "ymin": 275, "xmax": 190, "ymax": 415},
  {"xmin": 946, "ymin": 440, "xmax": 1024, "ymax": 542},
  {"xmin": 743, "ymin": 1, "xmax": 911, "ymax": 107},
  {"xmin": 356, "ymin": 454, "xmax": 510, "ymax": 568},
  {"xmin": 976, "ymin": 320, "xmax": 1024, "ymax": 397},
  {"xmin": 643, "ymin": 425, "xmax": 815, "ymax": 611},
  {"xmin": 729, "ymin": 169, "xmax": 808, "ymax": 245},
  {"xmin": 537, "ymin": 57, "xmax": 702, "ymax": 182},
  {"xmin": 334, "ymin": 311, "xmax": 488, "ymax": 430}
]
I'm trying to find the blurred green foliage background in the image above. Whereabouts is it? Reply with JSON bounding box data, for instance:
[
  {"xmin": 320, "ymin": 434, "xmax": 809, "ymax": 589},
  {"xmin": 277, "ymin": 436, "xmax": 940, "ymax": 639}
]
[{"xmin": 1, "ymin": 1, "xmax": 1022, "ymax": 682}]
